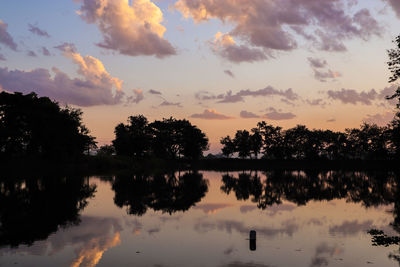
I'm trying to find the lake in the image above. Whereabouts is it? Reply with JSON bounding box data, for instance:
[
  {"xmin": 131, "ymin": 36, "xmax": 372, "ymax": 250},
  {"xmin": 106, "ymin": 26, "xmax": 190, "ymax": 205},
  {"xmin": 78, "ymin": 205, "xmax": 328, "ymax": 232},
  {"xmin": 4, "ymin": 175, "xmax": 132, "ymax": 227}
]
[{"xmin": 1, "ymin": 170, "xmax": 399, "ymax": 267}]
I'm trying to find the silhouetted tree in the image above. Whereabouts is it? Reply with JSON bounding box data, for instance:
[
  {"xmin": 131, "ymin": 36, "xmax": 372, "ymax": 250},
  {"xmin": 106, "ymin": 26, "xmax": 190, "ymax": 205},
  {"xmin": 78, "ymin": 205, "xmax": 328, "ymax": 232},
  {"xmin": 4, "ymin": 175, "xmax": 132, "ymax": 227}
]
[
  {"xmin": 220, "ymin": 136, "xmax": 235, "ymax": 158},
  {"xmin": 149, "ymin": 117, "xmax": 208, "ymax": 160},
  {"xmin": 113, "ymin": 115, "xmax": 151, "ymax": 158},
  {"xmin": 257, "ymin": 122, "xmax": 285, "ymax": 159},
  {"xmin": 113, "ymin": 116, "xmax": 208, "ymax": 160},
  {"xmin": 283, "ymin": 125, "xmax": 309, "ymax": 159},
  {"xmin": 234, "ymin": 130, "xmax": 251, "ymax": 158},
  {"xmin": 249, "ymin": 128, "xmax": 263, "ymax": 158},
  {"xmin": 0, "ymin": 92, "xmax": 96, "ymax": 160}
]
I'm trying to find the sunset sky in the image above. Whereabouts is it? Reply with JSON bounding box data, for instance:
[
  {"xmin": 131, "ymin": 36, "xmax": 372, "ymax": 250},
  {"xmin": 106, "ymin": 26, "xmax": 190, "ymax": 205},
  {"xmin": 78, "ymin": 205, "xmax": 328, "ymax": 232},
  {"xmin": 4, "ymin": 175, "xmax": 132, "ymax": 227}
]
[{"xmin": 1, "ymin": 0, "xmax": 400, "ymax": 152}]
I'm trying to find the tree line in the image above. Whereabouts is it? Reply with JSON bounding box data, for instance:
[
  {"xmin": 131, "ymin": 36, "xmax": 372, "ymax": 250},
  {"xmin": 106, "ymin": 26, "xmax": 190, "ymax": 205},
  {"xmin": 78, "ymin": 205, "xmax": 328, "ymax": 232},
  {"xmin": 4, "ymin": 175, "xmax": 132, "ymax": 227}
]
[{"xmin": 220, "ymin": 122, "xmax": 398, "ymax": 160}]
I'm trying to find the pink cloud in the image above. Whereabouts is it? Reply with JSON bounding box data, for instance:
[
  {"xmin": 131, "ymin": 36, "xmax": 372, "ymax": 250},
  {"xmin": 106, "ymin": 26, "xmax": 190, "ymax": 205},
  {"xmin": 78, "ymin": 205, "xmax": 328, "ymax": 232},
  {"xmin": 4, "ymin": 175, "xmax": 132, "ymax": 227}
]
[
  {"xmin": 0, "ymin": 44, "xmax": 124, "ymax": 106},
  {"xmin": 176, "ymin": 0, "xmax": 382, "ymax": 62},
  {"xmin": 28, "ymin": 24, "xmax": 50, "ymax": 38},
  {"xmin": 76, "ymin": 0, "xmax": 176, "ymax": 58},
  {"xmin": 384, "ymin": 0, "xmax": 400, "ymax": 18},
  {"xmin": 42, "ymin": 47, "xmax": 51, "ymax": 56},
  {"xmin": 327, "ymin": 88, "xmax": 378, "ymax": 105},
  {"xmin": 224, "ymin": 70, "xmax": 235, "ymax": 78},
  {"xmin": 127, "ymin": 89, "xmax": 144, "ymax": 104},
  {"xmin": 263, "ymin": 107, "xmax": 296, "ymax": 120},
  {"xmin": 159, "ymin": 100, "xmax": 182, "ymax": 107},
  {"xmin": 308, "ymin": 57, "xmax": 341, "ymax": 82},
  {"xmin": 327, "ymin": 85, "xmax": 398, "ymax": 106},
  {"xmin": 240, "ymin": 110, "xmax": 260, "ymax": 118},
  {"xmin": 0, "ymin": 19, "xmax": 17, "ymax": 51},
  {"xmin": 191, "ymin": 109, "xmax": 233, "ymax": 120},
  {"xmin": 196, "ymin": 86, "xmax": 298, "ymax": 104}
]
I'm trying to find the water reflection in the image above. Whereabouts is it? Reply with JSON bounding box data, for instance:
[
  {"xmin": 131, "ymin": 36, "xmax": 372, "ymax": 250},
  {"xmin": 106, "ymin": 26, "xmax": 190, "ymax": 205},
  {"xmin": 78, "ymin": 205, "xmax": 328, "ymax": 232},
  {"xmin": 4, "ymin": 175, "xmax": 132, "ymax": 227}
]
[
  {"xmin": 0, "ymin": 175, "xmax": 96, "ymax": 248},
  {"xmin": 1, "ymin": 170, "xmax": 400, "ymax": 266},
  {"xmin": 221, "ymin": 170, "xmax": 400, "ymax": 265},
  {"xmin": 221, "ymin": 170, "xmax": 400, "ymax": 211},
  {"xmin": 111, "ymin": 171, "xmax": 208, "ymax": 215}
]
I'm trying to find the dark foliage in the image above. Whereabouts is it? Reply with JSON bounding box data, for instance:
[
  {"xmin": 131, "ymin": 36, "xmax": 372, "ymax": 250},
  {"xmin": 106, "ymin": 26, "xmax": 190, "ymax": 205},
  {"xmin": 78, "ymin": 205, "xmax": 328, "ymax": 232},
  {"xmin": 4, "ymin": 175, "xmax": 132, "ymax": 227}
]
[
  {"xmin": 221, "ymin": 122, "xmax": 393, "ymax": 160},
  {"xmin": 113, "ymin": 116, "xmax": 209, "ymax": 160},
  {"xmin": 0, "ymin": 92, "xmax": 96, "ymax": 160}
]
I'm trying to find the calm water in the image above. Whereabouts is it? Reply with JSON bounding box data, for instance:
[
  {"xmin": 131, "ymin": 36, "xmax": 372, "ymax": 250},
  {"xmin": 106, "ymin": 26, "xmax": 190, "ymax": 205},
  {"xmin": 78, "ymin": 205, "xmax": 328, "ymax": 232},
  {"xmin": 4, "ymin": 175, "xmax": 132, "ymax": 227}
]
[{"xmin": 1, "ymin": 170, "xmax": 400, "ymax": 267}]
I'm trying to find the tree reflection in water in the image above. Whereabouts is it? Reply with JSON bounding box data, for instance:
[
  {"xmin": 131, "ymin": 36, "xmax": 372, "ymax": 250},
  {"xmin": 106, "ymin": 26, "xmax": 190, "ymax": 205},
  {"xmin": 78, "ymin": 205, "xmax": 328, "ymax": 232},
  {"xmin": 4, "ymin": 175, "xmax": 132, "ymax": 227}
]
[
  {"xmin": 0, "ymin": 175, "xmax": 96, "ymax": 248},
  {"xmin": 111, "ymin": 171, "xmax": 209, "ymax": 216},
  {"xmin": 220, "ymin": 170, "xmax": 400, "ymax": 265}
]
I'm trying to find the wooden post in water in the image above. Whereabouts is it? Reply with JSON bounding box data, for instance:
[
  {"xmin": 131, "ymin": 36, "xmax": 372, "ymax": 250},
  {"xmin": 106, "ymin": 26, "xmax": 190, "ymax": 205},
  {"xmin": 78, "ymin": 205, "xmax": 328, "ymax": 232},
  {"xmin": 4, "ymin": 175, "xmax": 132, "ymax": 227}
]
[{"xmin": 250, "ymin": 230, "xmax": 256, "ymax": 251}]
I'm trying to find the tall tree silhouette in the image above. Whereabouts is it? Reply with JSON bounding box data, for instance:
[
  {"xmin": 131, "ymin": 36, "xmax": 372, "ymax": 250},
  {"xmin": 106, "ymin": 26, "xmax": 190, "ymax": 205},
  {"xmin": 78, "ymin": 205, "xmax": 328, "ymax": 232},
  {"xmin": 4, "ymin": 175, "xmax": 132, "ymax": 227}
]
[
  {"xmin": 113, "ymin": 116, "xmax": 208, "ymax": 160},
  {"xmin": 0, "ymin": 92, "xmax": 96, "ymax": 160},
  {"xmin": 220, "ymin": 136, "xmax": 235, "ymax": 158},
  {"xmin": 113, "ymin": 115, "xmax": 151, "ymax": 158}
]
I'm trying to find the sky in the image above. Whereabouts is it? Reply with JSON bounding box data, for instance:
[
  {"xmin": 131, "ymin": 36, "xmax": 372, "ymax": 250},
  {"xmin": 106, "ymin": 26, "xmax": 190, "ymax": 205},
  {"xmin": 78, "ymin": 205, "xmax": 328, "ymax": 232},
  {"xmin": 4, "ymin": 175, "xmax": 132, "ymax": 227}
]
[{"xmin": 1, "ymin": 0, "xmax": 400, "ymax": 153}]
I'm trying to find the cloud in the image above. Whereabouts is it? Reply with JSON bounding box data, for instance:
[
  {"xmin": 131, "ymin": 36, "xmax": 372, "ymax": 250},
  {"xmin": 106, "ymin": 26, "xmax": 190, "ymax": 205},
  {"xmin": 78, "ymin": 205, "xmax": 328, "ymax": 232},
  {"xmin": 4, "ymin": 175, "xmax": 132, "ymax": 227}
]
[
  {"xmin": 191, "ymin": 109, "xmax": 233, "ymax": 120},
  {"xmin": 385, "ymin": 0, "xmax": 400, "ymax": 18},
  {"xmin": 224, "ymin": 70, "xmax": 235, "ymax": 78},
  {"xmin": 149, "ymin": 89, "xmax": 162, "ymax": 95},
  {"xmin": 240, "ymin": 110, "xmax": 260, "ymax": 119},
  {"xmin": 76, "ymin": 0, "xmax": 176, "ymax": 58},
  {"xmin": 127, "ymin": 89, "xmax": 144, "ymax": 104},
  {"xmin": 159, "ymin": 100, "xmax": 182, "ymax": 107},
  {"xmin": 0, "ymin": 44, "xmax": 123, "ymax": 106},
  {"xmin": 263, "ymin": 108, "xmax": 296, "ymax": 120},
  {"xmin": 327, "ymin": 85, "xmax": 398, "ymax": 106},
  {"xmin": 327, "ymin": 88, "xmax": 378, "ymax": 105},
  {"xmin": 308, "ymin": 57, "xmax": 341, "ymax": 82},
  {"xmin": 27, "ymin": 50, "xmax": 37, "ymax": 57},
  {"xmin": 196, "ymin": 86, "xmax": 299, "ymax": 104},
  {"xmin": 327, "ymin": 118, "xmax": 336, "ymax": 123},
  {"xmin": 308, "ymin": 58, "xmax": 327, "ymax": 68},
  {"xmin": 176, "ymin": 0, "xmax": 382, "ymax": 62},
  {"xmin": 0, "ymin": 19, "xmax": 17, "ymax": 51},
  {"xmin": 28, "ymin": 24, "xmax": 50, "ymax": 38},
  {"xmin": 193, "ymin": 203, "xmax": 233, "ymax": 214},
  {"xmin": 329, "ymin": 220, "xmax": 373, "ymax": 236},
  {"xmin": 42, "ymin": 47, "xmax": 51, "ymax": 56},
  {"xmin": 313, "ymin": 69, "xmax": 342, "ymax": 82},
  {"xmin": 0, "ymin": 53, "xmax": 5, "ymax": 61},
  {"xmin": 211, "ymin": 32, "xmax": 268, "ymax": 63},
  {"xmin": 363, "ymin": 111, "xmax": 395, "ymax": 126}
]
